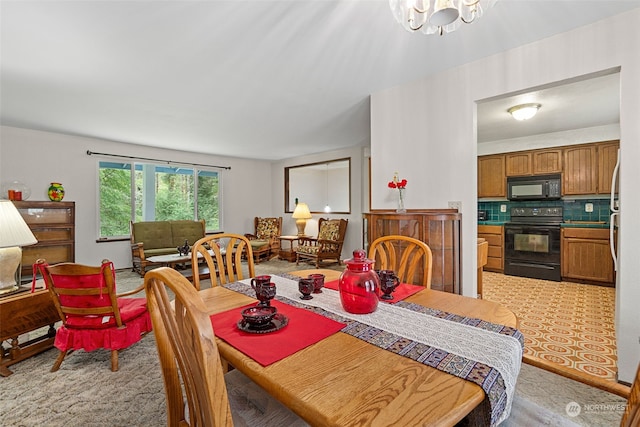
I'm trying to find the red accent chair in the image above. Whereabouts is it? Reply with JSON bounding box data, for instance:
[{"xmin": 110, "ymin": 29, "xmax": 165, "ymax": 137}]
[{"xmin": 35, "ymin": 259, "xmax": 152, "ymax": 372}]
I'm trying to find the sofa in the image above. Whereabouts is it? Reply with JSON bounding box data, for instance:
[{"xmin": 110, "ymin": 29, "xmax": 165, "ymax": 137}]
[{"xmin": 130, "ymin": 220, "xmax": 206, "ymax": 276}]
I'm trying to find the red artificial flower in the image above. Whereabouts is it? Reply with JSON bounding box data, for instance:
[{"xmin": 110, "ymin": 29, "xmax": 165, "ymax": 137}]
[{"xmin": 389, "ymin": 173, "xmax": 408, "ymax": 190}]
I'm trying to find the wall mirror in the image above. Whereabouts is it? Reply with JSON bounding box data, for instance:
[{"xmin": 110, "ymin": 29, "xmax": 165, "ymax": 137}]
[{"xmin": 285, "ymin": 158, "xmax": 351, "ymax": 214}]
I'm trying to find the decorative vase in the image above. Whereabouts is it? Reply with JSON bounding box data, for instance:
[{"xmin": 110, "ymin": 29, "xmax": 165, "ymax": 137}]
[
  {"xmin": 48, "ymin": 182, "xmax": 65, "ymax": 202},
  {"xmin": 396, "ymin": 188, "xmax": 406, "ymax": 213},
  {"xmin": 338, "ymin": 249, "xmax": 380, "ymax": 314}
]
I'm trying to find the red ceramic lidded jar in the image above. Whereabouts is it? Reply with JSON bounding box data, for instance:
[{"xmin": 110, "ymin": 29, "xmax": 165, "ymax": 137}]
[{"xmin": 338, "ymin": 249, "xmax": 380, "ymax": 314}]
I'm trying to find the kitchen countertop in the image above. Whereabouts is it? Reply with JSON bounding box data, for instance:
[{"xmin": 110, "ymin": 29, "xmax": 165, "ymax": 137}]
[
  {"xmin": 561, "ymin": 221, "xmax": 609, "ymax": 229},
  {"xmin": 478, "ymin": 221, "xmax": 507, "ymax": 226},
  {"xmin": 478, "ymin": 221, "xmax": 609, "ymax": 228}
]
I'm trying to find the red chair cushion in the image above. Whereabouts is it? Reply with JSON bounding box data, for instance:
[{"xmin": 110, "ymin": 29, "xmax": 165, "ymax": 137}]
[
  {"xmin": 65, "ymin": 297, "xmax": 148, "ymax": 328},
  {"xmin": 54, "ymin": 298, "xmax": 152, "ymax": 352}
]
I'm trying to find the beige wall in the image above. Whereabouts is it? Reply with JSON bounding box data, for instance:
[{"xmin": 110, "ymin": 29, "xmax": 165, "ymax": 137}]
[{"xmin": 371, "ymin": 9, "xmax": 640, "ymax": 382}]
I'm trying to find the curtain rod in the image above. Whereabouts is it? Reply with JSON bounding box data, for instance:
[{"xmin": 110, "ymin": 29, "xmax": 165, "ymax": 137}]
[{"xmin": 86, "ymin": 150, "xmax": 231, "ymax": 170}]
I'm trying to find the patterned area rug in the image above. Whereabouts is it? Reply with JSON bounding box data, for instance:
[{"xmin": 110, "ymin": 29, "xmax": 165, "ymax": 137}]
[{"xmin": 482, "ymin": 272, "xmax": 617, "ymax": 382}]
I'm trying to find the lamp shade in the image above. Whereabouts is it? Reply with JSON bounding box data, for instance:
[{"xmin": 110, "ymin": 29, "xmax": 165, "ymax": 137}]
[
  {"xmin": 0, "ymin": 201, "xmax": 37, "ymax": 248},
  {"xmin": 292, "ymin": 202, "xmax": 312, "ymax": 219}
]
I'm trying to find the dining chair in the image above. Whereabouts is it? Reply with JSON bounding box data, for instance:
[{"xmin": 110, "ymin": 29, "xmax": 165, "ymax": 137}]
[
  {"xmin": 191, "ymin": 233, "xmax": 255, "ymax": 290},
  {"xmin": 621, "ymin": 362, "xmax": 640, "ymax": 427},
  {"xmin": 144, "ymin": 267, "xmax": 307, "ymax": 427},
  {"xmin": 367, "ymin": 235, "xmax": 433, "ymax": 288},
  {"xmin": 35, "ymin": 258, "xmax": 152, "ymax": 372}
]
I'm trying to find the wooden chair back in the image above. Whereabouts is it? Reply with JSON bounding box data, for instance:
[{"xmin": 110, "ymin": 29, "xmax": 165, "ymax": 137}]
[
  {"xmin": 622, "ymin": 362, "xmax": 640, "ymax": 427},
  {"xmin": 368, "ymin": 235, "xmax": 433, "ymax": 288},
  {"xmin": 144, "ymin": 267, "xmax": 233, "ymax": 427},
  {"xmin": 39, "ymin": 259, "xmax": 122, "ymax": 326},
  {"xmin": 191, "ymin": 233, "xmax": 255, "ymax": 290}
]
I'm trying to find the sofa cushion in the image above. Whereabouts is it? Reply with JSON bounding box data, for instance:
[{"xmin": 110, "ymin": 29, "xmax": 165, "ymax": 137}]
[
  {"xmin": 132, "ymin": 221, "xmax": 173, "ymax": 250},
  {"xmin": 249, "ymin": 240, "xmax": 270, "ymax": 250},
  {"xmin": 170, "ymin": 220, "xmax": 206, "ymax": 248},
  {"xmin": 144, "ymin": 248, "xmax": 180, "ymax": 257}
]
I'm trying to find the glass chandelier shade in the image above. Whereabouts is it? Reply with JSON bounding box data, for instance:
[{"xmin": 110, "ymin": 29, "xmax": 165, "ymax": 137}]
[
  {"xmin": 508, "ymin": 103, "xmax": 541, "ymax": 121},
  {"xmin": 389, "ymin": 0, "xmax": 498, "ymax": 35}
]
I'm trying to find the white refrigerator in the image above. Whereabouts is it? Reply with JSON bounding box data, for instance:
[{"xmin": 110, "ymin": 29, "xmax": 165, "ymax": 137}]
[{"xmin": 610, "ymin": 148, "xmax": 620, "ymax": 272}]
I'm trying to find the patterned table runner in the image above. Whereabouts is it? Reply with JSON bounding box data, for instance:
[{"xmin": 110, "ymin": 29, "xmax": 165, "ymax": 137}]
[{"xmin": 225, "ymin": 274, "xmax": 524, "ymax": 426}]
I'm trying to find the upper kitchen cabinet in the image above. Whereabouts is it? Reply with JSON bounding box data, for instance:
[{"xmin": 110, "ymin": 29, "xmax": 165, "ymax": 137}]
[
  {"xmin": 478, "ymin": 155, "xmax": 506, "ymax": 198},
  {"xmin": 505, "ymin": 149, "xmax": 563, "ymax": 177},
  {"xmin": 597, "ymin": 140, "xmax": 620, "ymax": 195},
  {"xmin": 505, "ymin": 152, "xmax": 531, "ymax": 176},
  {"xmin": 563, "ymin": 145, "xmax": 597, "ymax": 195},
  {"xmin": 532, "ymin": 149, "xmax": 563, "ymax": 175}
]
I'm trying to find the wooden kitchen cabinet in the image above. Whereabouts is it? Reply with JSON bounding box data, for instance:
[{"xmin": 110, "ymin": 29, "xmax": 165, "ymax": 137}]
[
  {"xmin": 563, "ymin": 145, "xmax": 597, "ymax": 195},
  {"xmin": 561, "ymin": 227, "xmax": 615, "ymax": 286},
  {"xmin": 13, "ymin": 201, "xmax": 75, "ymax": 280},
  {"xmin": 597, "ymin": 140, "xmax": 620, "ymax": 195},
  {"xmin": 478, "ymin": 225, "xmax": 504, "ymax": 273},
  {"xmin": 478, "ymin": 155, "xmax": 506, "ymax": 198},
  {"xmin": 363, "ymin": 211, "xmax": 461, "ymax": 294},
  {"xmin": 505, "ymin": 152, "xmax": 531, "ymax": 176},
  {"xmin": 532, "ymin": 149, "xmax": 563, "ymax": 174}
]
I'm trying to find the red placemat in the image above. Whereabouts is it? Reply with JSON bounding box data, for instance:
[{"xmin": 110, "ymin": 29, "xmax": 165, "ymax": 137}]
[
  {"xmin": 323, "ymin": 280, "xmax": 423, "ymax": 303},
  {"xmin": 210, "ymin": 299, "xmax": 345, "ymax": 366}
]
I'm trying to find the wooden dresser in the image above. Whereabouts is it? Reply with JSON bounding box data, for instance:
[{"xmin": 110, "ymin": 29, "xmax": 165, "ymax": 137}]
[
  {"xmin": 13, "ymin": 201, "xmax": 75, "ymax": 280},
  {"xmin": 0, "ymin": 201, "xmax": 75, "ymax": 375},
  {"xmin": 363, "ymin": 211, "xmax": 461, "ymax": 294}
]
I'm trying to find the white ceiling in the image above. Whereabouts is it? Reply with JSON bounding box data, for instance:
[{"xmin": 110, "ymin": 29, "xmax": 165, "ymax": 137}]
[
  {"xmin": 1, "ymin": 1, "xmax": 638, "ymax": 160},
  {"xmin": 477, "ymin": 70, "xmax": 621, "ymax": 143}
]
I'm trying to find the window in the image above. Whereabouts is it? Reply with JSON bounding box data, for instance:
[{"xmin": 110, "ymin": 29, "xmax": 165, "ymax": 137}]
[{"xmin": 99, "ymin": 161, "xmax": 221, "ymax": 238}]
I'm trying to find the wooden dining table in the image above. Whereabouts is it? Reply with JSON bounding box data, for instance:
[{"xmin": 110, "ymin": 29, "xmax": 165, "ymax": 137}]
[{"xmin": 199, "ymin": 269, "xmax": 519, "ymax": 427}]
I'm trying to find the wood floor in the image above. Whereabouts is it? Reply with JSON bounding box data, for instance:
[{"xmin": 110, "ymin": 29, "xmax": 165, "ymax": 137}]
[{"xmin": 482, "ymin": 272, "xmax": 630, "ymax": 398}]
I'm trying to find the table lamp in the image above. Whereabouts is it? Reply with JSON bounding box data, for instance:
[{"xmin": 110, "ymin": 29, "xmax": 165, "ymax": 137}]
[
  {"xmin": 292, "ymin": 202, "xmax": 312, "ymax": 236},
  {"xmin": 0, "ymin": 200, "xmax": 37, "ymax": 294}
]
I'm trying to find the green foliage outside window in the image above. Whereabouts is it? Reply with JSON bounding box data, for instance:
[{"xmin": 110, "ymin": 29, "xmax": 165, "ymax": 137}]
[{"xmin": 99, "ymin": 161, "xmax": 221, "ymax": 238}]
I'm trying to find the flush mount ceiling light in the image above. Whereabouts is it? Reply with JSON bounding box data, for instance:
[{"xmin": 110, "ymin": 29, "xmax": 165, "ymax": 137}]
[
  {"xmin": 508, "ymin": 103, "xmax": 542, "ymax": 121},
  {"xmin": 389, "ymin": 0, "xmax": 498, "ymax": 36}
]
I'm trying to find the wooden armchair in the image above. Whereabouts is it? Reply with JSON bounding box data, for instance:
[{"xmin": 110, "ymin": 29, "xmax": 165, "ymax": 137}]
[
  {"xmin": 296, "ymin": 218, "xmax": 348, "ymax": 268},
  {"xmin": 244, "ymin": 217, "xmax": 282, "ymax": 263}
]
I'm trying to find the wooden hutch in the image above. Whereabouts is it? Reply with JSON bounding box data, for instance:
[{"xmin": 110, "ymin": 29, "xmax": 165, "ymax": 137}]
[
  {"xmin": 363, "ymin": 210, "xmax": 461, "ymax": 294},
  {"xmin": 0, "ymin": 201, "xmax": 75, "ymax": 375}
]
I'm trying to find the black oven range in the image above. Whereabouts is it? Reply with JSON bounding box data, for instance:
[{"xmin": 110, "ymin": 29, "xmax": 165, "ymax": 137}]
[{"xmin": 504, "ymin": 206, "xmax": 563, "ymax": 282}]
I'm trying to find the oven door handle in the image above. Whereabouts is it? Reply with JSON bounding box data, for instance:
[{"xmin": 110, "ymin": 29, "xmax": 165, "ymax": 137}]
[
  {"xmin": 508, "ymin": 261, "xmax": 557, "ymax": 270},
  {"xmin": 505, "ymin": 226, "xmax": 557, "ymax": 233}
]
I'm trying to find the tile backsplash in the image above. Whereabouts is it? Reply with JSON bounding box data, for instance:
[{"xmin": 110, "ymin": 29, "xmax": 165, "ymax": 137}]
[{"xmin": 478, "ymin": 199, "xmax": 611, "ymax": 223}]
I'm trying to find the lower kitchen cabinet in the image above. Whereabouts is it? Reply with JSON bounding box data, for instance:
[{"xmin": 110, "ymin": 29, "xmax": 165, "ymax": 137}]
[
  {"xmin": 561, "ymin": 227, "xmax": 615, "ymax": 286},
  {"xmin": 478, "ymin": 225, "xmax": 503, "ymax": 273}
]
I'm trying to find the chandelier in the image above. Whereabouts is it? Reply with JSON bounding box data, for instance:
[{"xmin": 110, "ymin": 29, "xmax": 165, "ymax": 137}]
[{"xmin": 389, "ymin": 0, "xmax": 498, "ymax": 36}]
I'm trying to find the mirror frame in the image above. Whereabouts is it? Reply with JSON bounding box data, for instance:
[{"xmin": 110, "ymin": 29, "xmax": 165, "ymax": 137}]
[{"xmin": 285, "ymin": 158, "xmax": 351, "ymax": 214}]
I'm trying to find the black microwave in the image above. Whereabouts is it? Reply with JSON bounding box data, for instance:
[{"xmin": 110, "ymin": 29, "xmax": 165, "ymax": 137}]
[{"xmin": 507, "ymin": 174, "xmax": 561, "ymax": 201}]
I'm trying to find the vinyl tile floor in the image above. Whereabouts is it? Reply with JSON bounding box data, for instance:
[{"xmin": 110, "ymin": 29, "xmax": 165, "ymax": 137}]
[{"xmin": 482, "ymin": 272, "xmax": 617, "ymax": 382}]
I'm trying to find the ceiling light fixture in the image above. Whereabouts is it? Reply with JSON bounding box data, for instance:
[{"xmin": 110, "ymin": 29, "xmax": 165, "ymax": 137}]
[
  {"xmin": 508, "ymin": 103, "xmax": 542, "ymax": 121},
  {"xmin": 389, "ymin": 0, "xmax": 498, "ymax": 36}
]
